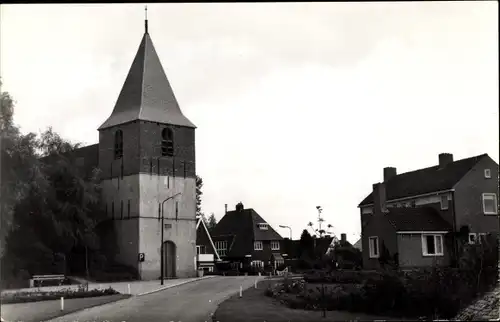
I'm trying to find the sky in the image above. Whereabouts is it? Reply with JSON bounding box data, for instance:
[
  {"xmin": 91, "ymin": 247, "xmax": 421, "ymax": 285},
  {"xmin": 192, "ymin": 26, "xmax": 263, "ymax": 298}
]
[{"xmin": 1, "ymin": 2, "xmax": 498, "ymax": 242}]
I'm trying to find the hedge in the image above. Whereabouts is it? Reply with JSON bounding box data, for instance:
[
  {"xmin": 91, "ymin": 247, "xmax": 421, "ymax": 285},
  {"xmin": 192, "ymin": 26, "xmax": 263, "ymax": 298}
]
[
  {"xmin": 304, "ymin": 269, "xmax": 383, "ymax": 284},
  {"xmin": 1, "ymin": 287, "xmax": 120, "ymax": 304}
]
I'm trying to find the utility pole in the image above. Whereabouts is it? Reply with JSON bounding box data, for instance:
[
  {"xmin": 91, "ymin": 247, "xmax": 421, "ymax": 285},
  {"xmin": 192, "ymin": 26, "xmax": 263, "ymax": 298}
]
[
  {"xmin": 160, "ymin": 192, "xmax": 182, "ymax": 285},
  {"xmin": 316, "ymin": 206, "xmax": 324, "ymax": 238}
]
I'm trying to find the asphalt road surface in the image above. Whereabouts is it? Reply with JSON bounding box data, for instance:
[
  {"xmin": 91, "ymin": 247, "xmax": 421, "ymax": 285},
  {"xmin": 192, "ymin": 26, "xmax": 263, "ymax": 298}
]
[{"xmin": 46, "ymin": 276, "xmax": 263, "ymax": 322}]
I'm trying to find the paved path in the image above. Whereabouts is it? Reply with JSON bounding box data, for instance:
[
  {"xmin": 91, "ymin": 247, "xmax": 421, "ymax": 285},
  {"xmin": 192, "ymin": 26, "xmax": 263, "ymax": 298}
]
[
  {"xmin": 1, "ymin": 294, "xmax": 129, "ymax": 322},
  {"xmin": 46, "ymin": 276, "xmax": 263, "ymax": 322}
]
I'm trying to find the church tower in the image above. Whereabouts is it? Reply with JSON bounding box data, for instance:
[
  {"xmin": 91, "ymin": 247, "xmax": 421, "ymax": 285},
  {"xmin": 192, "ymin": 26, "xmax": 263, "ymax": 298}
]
[{"xmin": 97, "ymin": 15, "xmax": 197, "ymax": 280}]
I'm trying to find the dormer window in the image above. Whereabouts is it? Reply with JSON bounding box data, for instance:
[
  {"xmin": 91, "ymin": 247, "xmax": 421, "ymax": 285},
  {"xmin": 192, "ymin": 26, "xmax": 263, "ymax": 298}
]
[
  {"xmin": 258, "ymin": 223, "xmax": 268, "ymax": 230},
  {"xmin": 161, "ymin": 128, "xmax": 174, "ymax": 157},
  {"xmin": 484, "ymin": 169, "xmax": 491, "ymax": 179},
  {"xmin": 114, "ymin": 130, "xmax": 123, "ymax": 159}
]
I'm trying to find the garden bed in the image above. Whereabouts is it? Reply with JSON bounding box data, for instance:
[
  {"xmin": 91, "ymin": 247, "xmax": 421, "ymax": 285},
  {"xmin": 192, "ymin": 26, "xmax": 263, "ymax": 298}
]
[
  {"xmin": 1, "ymin": 286, "xmax": 119, "ymax": 304},
  {"xmin": 266, "ymin": 265, "xmax": 499, "ymax": 320},
  {"xmin": 214, "ymin": 279, "xmax": 393, "ymax": 322}
]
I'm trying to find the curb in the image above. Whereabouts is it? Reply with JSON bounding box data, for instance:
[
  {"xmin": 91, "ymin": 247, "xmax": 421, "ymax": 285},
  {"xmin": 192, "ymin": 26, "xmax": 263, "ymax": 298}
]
[{"xmin": 137, "ymin": 275, "xmax": 216, "ymax": 296}]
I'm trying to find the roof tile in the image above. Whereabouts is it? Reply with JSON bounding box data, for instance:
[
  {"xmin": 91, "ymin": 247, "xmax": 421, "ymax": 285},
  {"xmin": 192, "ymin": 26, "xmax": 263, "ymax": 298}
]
[
  {"xmin": 359, "ymin": 154, "xmax": 487, "ymax": 206},
  {"xmin": 386, "ymin": 207, "xmax": 451, "ymax": 232},
  {"xmin": 99, "ymin": 32, "xmax": 195, "ymax": 130}
]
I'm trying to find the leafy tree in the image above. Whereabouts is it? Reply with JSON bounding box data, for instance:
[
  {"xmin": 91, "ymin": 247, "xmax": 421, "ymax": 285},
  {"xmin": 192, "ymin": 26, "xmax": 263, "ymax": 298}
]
[
  {"xmin": 206, "ymin": 213, "xmax": 217, "ymax": 232},
  {"xmin": 1, "ymin": 90, "xmax": 102, "ymax": 282},
  {"xmin": 0, "ymin": 81, "xmax": 35, "ymax": 256},
  {"xmin": 299, "ymin": 229, "xmax": 314, "ymax": 259},
  {"xmin": 4, "ymin": 129, "xmax": 101, "ymax": 275},
  {"xmin": 196, "ymin": 175, "xmax": 203, "ymax": 218}
]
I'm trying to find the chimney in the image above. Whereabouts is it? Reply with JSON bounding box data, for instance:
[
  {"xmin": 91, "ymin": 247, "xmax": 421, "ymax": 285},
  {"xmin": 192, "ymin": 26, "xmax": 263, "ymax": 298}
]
[
  {"xmin": 383, "ymin": 167, "xmax": 397, "ymax": 182},
  {"xmin": 372, "ymin": 182, "xmax": 388, "ymax": 214},
  {"xmin": 235, "ymin": 202, "xmax": 244, "ymax": 212},
  {"xmin": 340, "ymin": 233, "xmax": 346, "ymax": 243},
  {"xmin": 224, "ymin": 204, "xmax": 227, "ymax": 214},
  {"xmin": 438, "ymin": 153, "xmax": 453, "ymax": 168}
]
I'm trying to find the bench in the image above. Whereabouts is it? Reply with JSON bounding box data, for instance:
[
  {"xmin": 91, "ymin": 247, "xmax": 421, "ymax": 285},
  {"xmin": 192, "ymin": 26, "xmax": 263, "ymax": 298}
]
[{"xmin": 30, "ymin": 274, "xmax": 65, "ymax": 288}]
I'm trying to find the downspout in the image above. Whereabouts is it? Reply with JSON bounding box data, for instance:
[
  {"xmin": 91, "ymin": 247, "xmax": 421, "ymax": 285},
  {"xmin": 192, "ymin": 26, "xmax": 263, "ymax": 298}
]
[{"xmin": 451, "ymin": 190, "xmax": 458, "ymax": 267}]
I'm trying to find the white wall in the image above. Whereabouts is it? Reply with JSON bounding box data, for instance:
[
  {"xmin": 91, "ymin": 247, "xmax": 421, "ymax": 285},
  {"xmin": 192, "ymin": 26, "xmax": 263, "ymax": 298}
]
[
  {"xmin": 100, "ymin": 174, "xmax": 197, "ymax": 280},
  {"xmin": 138, "ymin": 174, "xmax": 197, "ymax": 280}
]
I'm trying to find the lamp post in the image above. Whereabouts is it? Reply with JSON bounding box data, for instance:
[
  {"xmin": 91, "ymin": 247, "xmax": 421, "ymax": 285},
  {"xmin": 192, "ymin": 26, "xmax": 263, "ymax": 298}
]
[
  {"xmin": 160, "ymin": 192, "xmax": 182, "ymax": 285},
  {"xmin": 279, "ymin": 225, "xmax": 292, "ymax": 240}
]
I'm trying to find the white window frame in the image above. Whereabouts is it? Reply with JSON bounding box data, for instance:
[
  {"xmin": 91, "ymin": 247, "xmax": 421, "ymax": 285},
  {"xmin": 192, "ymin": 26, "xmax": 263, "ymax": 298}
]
[
  {"xmin": 440, "ymin": 195, "xmax": 449, "ymax": 210},
  {"xmin": 482, "ymin": 193, "xmax": 498, "ymax": 215},
  {"xmin": 251, "ymin": 260, "xmax": 264, "ymax": 268},
  {"xmin": 421, "ymin": 234, "xmax": 444, "ymax": 256},
  {"xmin": 215, "ymin": 241, "xmax": 227, "ymax": 256},
  {"xmin": 254, "ymin": 241, "xmax": 263, "ymax": 251},
  {"xmin": 468, "ymin": 233, "xmax": 477, "ymax": 245},
  {"xmin": 271, "ymin": 240, "xmax": 280, "ymax": 250},
  {"xmin": 368, "ymin": 236, "xmax": 379, "ymax": 258},
  {"xmin": 484, "ymin": 169, "xmax": 491, "ymax": 179}
]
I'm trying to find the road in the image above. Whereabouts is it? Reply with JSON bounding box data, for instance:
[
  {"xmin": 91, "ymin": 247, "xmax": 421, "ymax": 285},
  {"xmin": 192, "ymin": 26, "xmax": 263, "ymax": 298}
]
[{"xmin": 46, "ymin": 276, "xmax": 263, "ymax": 322}]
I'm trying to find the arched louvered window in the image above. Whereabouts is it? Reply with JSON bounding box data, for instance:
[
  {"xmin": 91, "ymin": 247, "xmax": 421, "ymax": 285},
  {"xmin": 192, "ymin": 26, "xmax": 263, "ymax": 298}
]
[
  {"xmin": 161, "ymin": 128, "xmax": 174, "ymax": 157},
  {"xmin": 114, "ymin": 130, "xmax": 123, "ymax": 159}
]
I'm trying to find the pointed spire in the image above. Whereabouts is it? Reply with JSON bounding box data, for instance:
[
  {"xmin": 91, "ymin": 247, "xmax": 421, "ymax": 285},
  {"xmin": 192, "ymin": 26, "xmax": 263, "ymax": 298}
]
[
  {"xmin": 98, "ymin": 19, "xmax": 196, "ymax": 131},
  {"xmin": 144, "ymin": 6, "xmax": 148, "ymax": 34}
]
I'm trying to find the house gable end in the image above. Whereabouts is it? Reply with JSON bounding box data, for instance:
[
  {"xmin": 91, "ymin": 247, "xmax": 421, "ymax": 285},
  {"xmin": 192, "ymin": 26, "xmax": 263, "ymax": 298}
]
[{"xmin": 196, "ymin": 217, "xmax": 221, "ymax": 261}]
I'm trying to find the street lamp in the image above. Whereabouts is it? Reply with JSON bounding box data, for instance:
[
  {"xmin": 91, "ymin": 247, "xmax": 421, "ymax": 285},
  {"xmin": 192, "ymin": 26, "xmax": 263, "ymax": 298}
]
[
  {"xmin": 279, "ymin": 225, "xmax": 292, "ymax": 239},
  {"xmin": 160, "ymin": 192, "xmax": 182, "ymax": 285}
]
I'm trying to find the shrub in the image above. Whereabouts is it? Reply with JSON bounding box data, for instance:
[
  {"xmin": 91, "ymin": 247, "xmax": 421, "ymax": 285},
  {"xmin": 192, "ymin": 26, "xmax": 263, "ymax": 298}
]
[
  {"xmin": 361, "ymin": 269, "xmax": 407, "ymax": 314},
  {"xmin": 304, "ymin": 269, "xmax": 382, "ymax": 284}
]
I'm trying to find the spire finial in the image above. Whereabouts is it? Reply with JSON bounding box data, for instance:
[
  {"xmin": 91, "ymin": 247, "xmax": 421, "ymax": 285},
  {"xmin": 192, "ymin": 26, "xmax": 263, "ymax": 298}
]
[{"xmin": 144, "ymin": 6, "xmax": 148, "ymax": 34}]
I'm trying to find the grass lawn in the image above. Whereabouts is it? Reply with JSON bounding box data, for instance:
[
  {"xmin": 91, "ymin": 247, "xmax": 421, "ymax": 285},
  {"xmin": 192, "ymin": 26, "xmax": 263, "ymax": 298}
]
[
  {"xmin": 213, "ymin": 279, "xmax": 398, "ymax": 322},
  {"xmin": 1, "ymin": 293, "xmax": 131, "ymax": 322}
]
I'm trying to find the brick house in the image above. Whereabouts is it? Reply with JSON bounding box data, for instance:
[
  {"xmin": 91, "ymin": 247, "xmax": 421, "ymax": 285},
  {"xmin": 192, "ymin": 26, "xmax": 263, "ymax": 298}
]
[
  {"xmin": 210, "ymin": 202, "xmax": 285, "ymax": 271},
  {"xmin": 359, "ymin": 153, "xmax": 499, "ymax": 270},
  {"xmin": 195, "ymin": 217, "xmax": 221, "ymax": 273}
]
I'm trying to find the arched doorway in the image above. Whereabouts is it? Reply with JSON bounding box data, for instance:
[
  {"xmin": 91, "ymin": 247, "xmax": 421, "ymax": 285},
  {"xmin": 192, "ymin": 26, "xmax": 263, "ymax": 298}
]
[{"xmin": 163, "ymin": 241, "xmax": 176, "ymax": 279}]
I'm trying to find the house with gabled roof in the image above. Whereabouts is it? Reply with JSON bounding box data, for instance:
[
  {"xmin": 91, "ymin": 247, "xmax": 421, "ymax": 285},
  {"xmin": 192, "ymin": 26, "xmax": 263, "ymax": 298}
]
[
  {"xmin": 359, "ymin": 153, "xmax": 499, "ymax": 269},
  {"xmin": 210, "ymin": 202, "xmax": 285, "ymax": 271},
  {"xmin": 195, "ymin": 216, "xmax": 221, "ymax": 273}
]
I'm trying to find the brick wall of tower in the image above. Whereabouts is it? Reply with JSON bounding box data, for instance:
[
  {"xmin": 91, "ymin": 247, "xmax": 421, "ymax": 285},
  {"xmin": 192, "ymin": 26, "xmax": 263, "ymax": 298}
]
[
  {"xmin": 98, "ymin": 121, "xmax": 196, "ymax": 181},
  {"xmin": 98, "ymin": 121, "xmax": 141, "ymax": 180},
  {"xmin": 138, "ymin": 121, "xmax": 196, "ymax": 179},
  {"xmin": 98, "ymin": 119, "xmax": 197, "ymax": 280}
]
